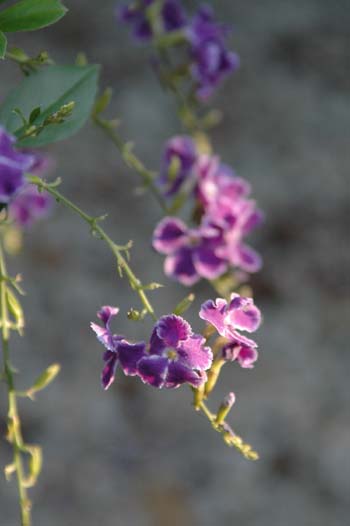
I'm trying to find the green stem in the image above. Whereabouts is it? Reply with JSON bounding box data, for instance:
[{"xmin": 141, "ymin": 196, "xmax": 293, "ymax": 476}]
[
  {"xmin": 93, "ymin": 115, "xmax": 169, "ymax": 214},
  {"xmin": 0, "ymin": 241, "xmax": 31, "ymax": 526},
  {"xmin": 28, "ymin": 176, "xmax": 157, "ymax": 321}
]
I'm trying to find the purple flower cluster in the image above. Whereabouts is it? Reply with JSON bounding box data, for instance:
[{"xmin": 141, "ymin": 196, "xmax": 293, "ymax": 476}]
[
  {"xmin": 118, "ymin": 0, "xmax": 186, "ymax": 41},
  {"xmin": 186, "ymin": 5, "xmax": 239, "ymax": 100},
  {"xmin": 117, "ymin": 2, "xmax": 238, "ymax": 98},
  {"xmin": 91, "ymin": 306, "xmax": 212, "ymax": 390},
  {"xmin": 0, "ymin": 126, "xmax": 53, "ymax": 228},
  {"xmin": 0, "ymin": 127, "xmax": 35, "ymax": 204},
  {"xmin": 200, "ymin": 293, "xmax": 261, "ymax": 369},
  {"xmin": 153, "ymin": 137, "xmax": 263, "ymax": 285}
]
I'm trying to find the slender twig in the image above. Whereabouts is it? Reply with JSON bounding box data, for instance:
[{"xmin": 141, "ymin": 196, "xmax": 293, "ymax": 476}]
[
  {"xmin": 28, "ymin": 176, "xmax": 157, "ymax": 321},
  {"xmin": 0, "ymin": 241, "xmax": 31, "ymax": 526}
]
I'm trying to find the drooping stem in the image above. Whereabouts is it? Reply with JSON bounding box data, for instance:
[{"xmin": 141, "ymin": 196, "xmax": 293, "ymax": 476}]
[
  {"xmin": 28, "ymin": 176, "xmax": 157, "ymax": 321},
  {"xmin": 27, "ymin": 176, "xmax": 256, "ymax": 459},
  {"xmin": 0, "ymin": 241, "xmax": 31, "ymax": 526}
]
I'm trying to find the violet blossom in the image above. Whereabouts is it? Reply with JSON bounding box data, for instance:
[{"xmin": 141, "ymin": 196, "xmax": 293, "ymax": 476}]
[
  {"xmin": 0, "ymin": 127, "xmax": 35, "ymax": 204},
  {"xmin": 8, "ymin": 150, "xmax": 54, "ymax": 228},
  {"xmin": 118, "ymin": 0, "xmax": 186, "ymax": 41},
  {"xmin": 153, "ymin": 217, "xmax": 227, "ymax": 285},
  {"xmin": 137, "ymin": 314, "xmax": 212, "ymax": 388},
  {"xmin": 91, "ymin": 306, "xmax": 146, "ymax": 389},
  {"xmin": 186, "ymin": 5, "xmax": 239, "ymax": 99},
  {"xmin": 158, "ymin": 135, "xmax": 197, "ymax": 196},
  {"xmin": 199, "ymin": 293, "xmax": 261, "ymax": 368}
]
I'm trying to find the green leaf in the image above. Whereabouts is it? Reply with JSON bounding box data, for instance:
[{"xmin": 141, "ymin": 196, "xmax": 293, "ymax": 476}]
[
  {"xmin": 0, "ymin": 0, "xmax": 67, "ymax": 33},
  {"xmin": 0, "ymin": 64, "xmax": 100, "ymax": 147},
  {"xmin": 0, "ymin": 29, "xmax": 6, "ymax": 58}
]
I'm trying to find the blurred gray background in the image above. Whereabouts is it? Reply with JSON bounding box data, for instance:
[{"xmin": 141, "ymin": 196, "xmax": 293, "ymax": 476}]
[{"xmin": 1, "ymin": 0, "xmax": 349, "ymax": 525}]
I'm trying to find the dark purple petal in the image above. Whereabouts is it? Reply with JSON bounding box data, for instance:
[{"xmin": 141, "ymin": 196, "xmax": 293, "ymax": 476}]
[
  {"xmin": 0, "ymin": 127, "xmax": 35, "ymax": 203},
  {"xmin": 166, "ymin": 361, "xmax": 207, "ymax": 388},
  {"xmin": 149, "ymin": 326, "xmax": 166, "ymax": 355},
  {"xmin": 162, "ymin": 0, "xmax": 186, "ymax": 31},
  {"xmin": 118, "ymin": 341, "xmax": 146, "ymax": 375},
  {"xmin": 177, "ymin": 334, "xmax": 213, "ymax": 371},
  {"xmin": 153, "ymin": 217, "xmax": 188, "ymax": 254},
  {"xmin": 164, "ymin": 247, "xmax": 200, "ymax": 286},
  {"xmin": 156, "ymin": 314, "xmax": 192, "ymax": 347},
  {"xmin": 193, "ymin": 244, "xmax": 227, "ymax": 279},
  {"xmin": 101, "ymin": 353, "xmax": 118, "ymax": 390},
  {"xmin": 137, "ymin": 355, "xmax": 169, "ymax": 388}
]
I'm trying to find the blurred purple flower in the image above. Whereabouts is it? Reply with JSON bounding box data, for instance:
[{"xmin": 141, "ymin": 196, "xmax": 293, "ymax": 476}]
[
  {"xmin": 91, "ymin": 306, "xmax": 146, "ymax": 389},
  {"xmin": 137, "ymin": 314, "xmax": 212, "ymax": 388},
  {"xmin": 199, "ymin": 293, "xmax": 261, "ymax": 367},
  {"xmin": 8, "ymin": 150, "xmax": 55, "ymax": 228},
  {"xmin": 117, "ymin": 0, "xmax": 186, "ymax": 41},
  {"xmin": 158, "ymin": 135, "xmax": 197, "ymax": 196},
  {"xmin": 9, "ymin": 185, "xmax": 53, "ymax": 228},
  {"xmin": 0, "ymin": 127, "xmax": 35, "ymax": 204},
  {"xmin": 187, "ymin": 5, "xmax": 239, "ymax": 99},
  {"xmin": 153, "ymin": 217, "xmax": 227, "ymax": 285}
]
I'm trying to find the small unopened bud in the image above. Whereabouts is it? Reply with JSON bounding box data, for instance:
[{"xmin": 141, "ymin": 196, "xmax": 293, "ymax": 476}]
[
  {"xmin": 215, "ymin": 392, "xmax": 236, "ymax": 425},
  {"xmin": 127, "ymin": 308, "xmax": 141, "ymax": 321},
  {"xmin": 204, "ymin": 358, "xmax": 225, "ymax": 396}
]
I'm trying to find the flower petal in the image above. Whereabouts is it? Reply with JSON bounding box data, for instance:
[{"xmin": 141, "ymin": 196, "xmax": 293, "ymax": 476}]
[
  {"xmin": 101, "ymin": 353, "xmax": 118, "ymax": 390},
  {"xmin": 233, "ymin": 244, "xmax": 262, "ymax": 273},
  {"xmin": 153, "ymin": 217, "xmax": 188, "ymax": 254},
  {"xmin": 193, "ymin": 244, "xmax": 227, "ymax": 279},
  {"xmin": 118, "ymin": 341, "xmax": 146, "ymax": 376},
  {"xmin": 137, "ymin": 355, "xmax": 169, "ymax": 388},
  {"xmin": 166, "ymin": 361, "xmax": 207, "ymax": 388},
  {"xmin": 97, "ymin": 306, "xmax": 119, "ymax": 329},
  {"xmin": 177, "ymin": 334, "xmax": 213, "ymax": 370},
  {"xmin": 164, "ymin": 247, "xmax": 200, "ymax": 286},
  {"xmin": 227, "ymin": 294, "xmax": 261, "ymax": 333},
  {"xmin": 156, "ymin": 314, "xmax": 192, "ymax": 347}
]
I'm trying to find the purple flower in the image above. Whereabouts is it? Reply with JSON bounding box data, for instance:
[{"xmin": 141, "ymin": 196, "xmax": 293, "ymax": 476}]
[
  {"xmin": 186, "ymin": 5, "xmax": 239, "ymax": 99},
  {"xmin": 8, "ymin": 150, "xmax": 54, "ymax": 228},
  {"xmin": 0, "ymin": 127, "xmax": 35, "ymax": 204},
  {"xmin": 195, "ymin": 154, "xmax": 264, "ymax": 274},
  {"xmin": 161, "ymin": 0, "xmax": 187, "ymax": 32},
  {"xmin": 158, "ymin": 136, "xmax": 197, "ymax": 196},
  {"xmin": 117, "ymin": 0, "xmax": 153, "ymax": 40},
  {"xmin": 137, "ymin": 314, "xmax": 212, "ymax": 388},
  {"xmin": 91, "ymin": 306, "xmax": 146, "ymax": 389},
  {"xmin": 118, "ymin": 0, "xmax": 186, "ymax": 41},
  {"xmin": 153, "ymin": 217, "xmax": 227, "ymax": 285},
  {"xmin": 222, "ymin": 342, "xmax": 258, "ymax": 369},
  {"xmin": 199, "ymin": 293, "xmax": 261, "ymax": 367},
  {"xmin": 9, "ymin": 185, "xmax": 53, "ymax": 228}
]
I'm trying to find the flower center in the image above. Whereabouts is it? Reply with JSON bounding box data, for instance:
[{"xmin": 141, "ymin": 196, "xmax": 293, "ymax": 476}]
[{"xmin": 166, "ymin": 349, "xmax": 178, "ymax": 360}]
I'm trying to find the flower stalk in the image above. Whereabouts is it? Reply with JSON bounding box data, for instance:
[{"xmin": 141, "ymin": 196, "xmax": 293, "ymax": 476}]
[{"xmin": 0, "ymin": 240, "xmax": 31, "ymax": 526}]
